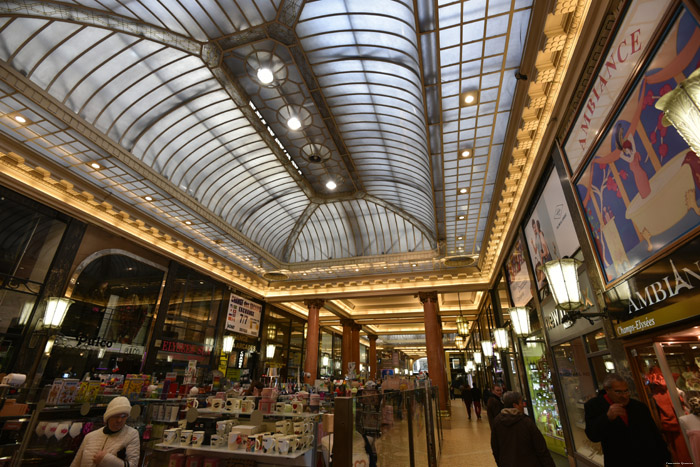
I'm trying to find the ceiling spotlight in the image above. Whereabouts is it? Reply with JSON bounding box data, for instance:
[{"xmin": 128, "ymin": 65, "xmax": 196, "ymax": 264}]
[
  {"xmin": 256, "ymin": 67, "xmax": 274, "ymax": 84},
  {"xmin": 184, "ymin": 220, "xmax": 192, "ymax": 225},
  {"xmin": 412, "ymin": 263, "xmax": 417, "ymax": 267},
  {"xmin": 458, "ymin": 236, "xmax": 463, "ymax": 240},
  {"xmin": 460, "ymin": 149, "xmax": 471, "ymax": 158},
  {"xmin": 458, "ymin": 215, "xmax": 465, "ymax": 220},
  {"xmin": 326, "ymin": 180, "xmax": 337, "ymax": 190},
  {"xmin": 302, "ymin": 272, "xmax": 307, "ymax": 276},
  {"xmin": 355, "ymin": 268, "xmax": 359, "ymax": 272},
  {"xmin": 460, "ymin": 91, "xmax": 478, "ymax": 107},
  {"xmin": 144, "ymin": 195, "xmax": 153, "ymax": 202},
  {"xmin": 90, "ymin": 162, "xmax": 101, "ymax": 170},
  {"xmin": 287, "ymin": 116, "xmax": 302, "ymax": 130},
  {"xmin": 459, "ymin": 188, "xmax": 468, "ymax": 194},
  {"xmin": 14, "ymin": 115, "xmax": 26, "ymax": 124}
]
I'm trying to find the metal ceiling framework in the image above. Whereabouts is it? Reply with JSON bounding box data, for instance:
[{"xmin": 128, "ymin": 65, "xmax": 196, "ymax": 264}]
[{"xmin": 0, "ymin": 0, "xmax": 593, "ymax": 356}]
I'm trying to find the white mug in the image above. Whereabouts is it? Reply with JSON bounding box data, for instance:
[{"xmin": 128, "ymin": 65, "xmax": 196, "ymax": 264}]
[
  {"xmin": 163, "ymin": 428, "xmax": 179, "ymax": 445},
  {"xmin": 262, "ymin": 434, "xmax": 277, "ymax": 454},
  {"xmin": 192, "ymin": 430, "xmax": 205, "ymax": 446},
  {"xmin": 186, "ymin": 398, "xmax": 199, "ymax": 409},
  {"xmin": 68, "ymin": 422, "xmax": 82, "ymax": 438},
  {"xmin": 55, "ymin": 422, "xmax": 70, "ymax": 441},
  {"xmin": 180, "ymin": 429, "xmax": 193, "ymax": 445},
  {"xmin": 210, "ymin": 434, "xmax": 222, "ymax": 447}
]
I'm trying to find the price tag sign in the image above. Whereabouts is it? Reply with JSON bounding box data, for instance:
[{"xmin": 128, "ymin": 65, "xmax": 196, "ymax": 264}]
[{"xmin": 226, "ymin": 293, "xmax": 262, "ymax": 337}]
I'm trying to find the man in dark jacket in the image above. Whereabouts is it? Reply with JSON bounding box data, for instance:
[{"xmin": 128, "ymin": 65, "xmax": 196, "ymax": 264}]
[
  {"xmin": 461, "ymin": 382, "xmax": 473, "ymax": 419},
  {"xmin": 491, "ymin": 391, "xmax": 555, "ymax": 467},
  {"xmin": 584, "ymin": 373, "xmax": 670, "ymax": 467},
  {"xmin": 487, "ymin": 384, "xmax": 504, "ymax": 426}
]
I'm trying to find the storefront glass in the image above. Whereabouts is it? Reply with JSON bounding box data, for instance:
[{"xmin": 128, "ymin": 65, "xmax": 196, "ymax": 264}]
[
  {"xmin": 287, "ymin": 320, "xmax": 304, "ymax": 382},
  {"xmin": 553, "ymin": 338, "xmax": 603, "ymax": 465},
  {"xmin": 261, "ymin": 311, "xmax": 289, "ymax": 381},
  {"xmin": 523, "ymin": 333, "xmax": 566, "ymax": 456},
  {"xmin": 333, "ymin": 333, "xmax": 342, "ymax": 377},
  {"xmin": 47, "ymin": 252, "xmax": 165, "ymax": 383},
  {"xmin": 320, "ymin": 330, "xmax": 333, "ymax": 378}
]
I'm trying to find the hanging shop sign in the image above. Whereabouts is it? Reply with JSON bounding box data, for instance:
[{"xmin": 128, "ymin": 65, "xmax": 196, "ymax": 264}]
[
  {"xmin": 542, "ymin": 270, "xmax": 601, "ymax": 344},
  {"xmin": 564, "ymin": 0, "xmax": 673, "ymax": 172},
  {"xmin": 54, "ymin": 335, "xmax": 144, "ymax": 356},
  {"xmin": 226, "ymin": 293, "xmax": 262, "ymax": 337},
  {"xmin": 572, "ymin": 7, "xmax": 700, "ymax": 285},
  {"xmin": 607, "ymin": 235, "xmax": 700, "ymax": 337}
]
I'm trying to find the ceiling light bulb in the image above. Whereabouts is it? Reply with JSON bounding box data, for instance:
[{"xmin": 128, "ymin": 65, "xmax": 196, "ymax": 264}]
[
  {"xmin": 458, "ymin": 236, "xmax": 463, "ymax": 240},
  {"xmin": 257, "ymin": 67, "xmax": 274, "ymax": 84},
  {"xmin": 464, "ymin": 94, "xmax": 475, "ymax": 104},
  {"xmin": 355, "ymin": 268, "xmax": 359, "ymax": 272},
  {"xmin": 144, "ymin": 196, "xmax": 153, "ymax": 202},
  {"xmin": 185, "ymin": 220, "xmax": 192, "ymax": 225},
  {"xmin": 459, "ymin": 188, "xmax": 467, "ymax": 194},
  {"xmin": 14, "ymin": 115, "xmax": 26, "ymax": 123},
  {"xmin": 461, "ymin": 149, "xmax": 471, "ymax": 158},
  {"xmin": 412, "ymin": 263, "xmax": 417, "ymax": 267},
  {"xmin": 287, "ymin": 116, "xmax": 302, "ymax": 130},
  {"xmin": 326, "ymin": 180, "xmax": 337, "ymax": 190},
  {"xmin": 458, "ymin": 215, "xmax": 465, "ymax": 220},
  {"xmin": 90, "ymin": 162, "xmax": 101, "ymax": 169}
]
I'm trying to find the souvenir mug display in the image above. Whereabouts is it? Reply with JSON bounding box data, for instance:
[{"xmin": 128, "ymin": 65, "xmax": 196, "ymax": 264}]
[{"xmin": 192, "ymin": 431, "xmax": 205, "ymax": 447}]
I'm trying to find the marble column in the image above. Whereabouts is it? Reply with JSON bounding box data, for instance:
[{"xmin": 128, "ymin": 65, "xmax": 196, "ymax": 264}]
[
  {"xmin": 303, "ymin": 299, "xmax": 324, "ymax": 384},
  {"xmin": 368, "ymin": 334, "xmax": 378, "ymax": 379},
  {"xmin": 341, "ymin": 318, "xmax": 354, "ymax": 377},
  {"xmin": 419, "ymin": 291, "xmax": 449, "ymax": 411}
]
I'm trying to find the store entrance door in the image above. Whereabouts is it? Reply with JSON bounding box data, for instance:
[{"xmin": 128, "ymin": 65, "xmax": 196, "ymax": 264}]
[{"xmin": 628, "ymin": 341, "xmax": 695, "ymax": 465}]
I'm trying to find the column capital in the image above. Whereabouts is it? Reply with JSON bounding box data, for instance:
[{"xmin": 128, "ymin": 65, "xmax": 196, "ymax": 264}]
[
  {"xmin": 351, "ymin": 323, "xmax": 363, "ymax": 332},
  {"xmin": 418, "ymin": 291, "xmax": 438, "ymax": 304},
  {"xmin": 340, "ymin": 317, "xmax": 355, "ymax": 327},
  {"xmin": 367, "ymin": 334, "xmax": 378, "ymax": 342},
  {"xmin": 304, "ymin": 299, "xmax": 325, "ymax": 310}
]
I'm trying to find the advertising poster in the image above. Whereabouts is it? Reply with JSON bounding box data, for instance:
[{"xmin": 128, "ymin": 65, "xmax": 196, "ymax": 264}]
[
  {"xmin": 525, "ymin": 166, "xmax": 579, "ymax": 289},
  {"xmin": 226, "ymin": 293, "xmax": 262, "ymax": 337},
  {"xmin": 564, "ymin": 0, "xmax": 673, "ymax": 172},
  {"xmin": 505, "ymin": 237, "xmax": 533, "ymax": 307},
  {"xmin": 573, "ymin": 8, "xmax": 700, "ymax": 284}
]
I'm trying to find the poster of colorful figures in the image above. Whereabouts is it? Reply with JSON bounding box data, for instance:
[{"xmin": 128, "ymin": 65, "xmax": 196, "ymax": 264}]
[{"xmin": 573, "ymin": 8, "xmax": 700, "ymax": 284}]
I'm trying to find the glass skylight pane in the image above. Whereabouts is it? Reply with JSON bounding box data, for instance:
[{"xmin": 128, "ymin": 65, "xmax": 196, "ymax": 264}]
[{"xmin": 462, "ymin": 21, "xmax": 485, "ymax": 42}]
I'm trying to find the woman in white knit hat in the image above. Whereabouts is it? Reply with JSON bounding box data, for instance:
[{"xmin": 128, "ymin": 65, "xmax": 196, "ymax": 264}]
[{"xmin": 71, "ymin": 396, "xmax": 140, "ymax": 466}]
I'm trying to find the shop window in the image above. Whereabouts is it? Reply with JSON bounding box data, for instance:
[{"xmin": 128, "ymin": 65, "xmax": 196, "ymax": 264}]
[
  {"xmin": 333, "ymin": 333, "xmax": 342, "ymax": 377},
  {"xmin": 585, "ymin": 331, "xmax": 608, "ymax": 353},
  {"xmin": 261, "ymin": 311, "xmax": 291, "ymax": 381},
  {"xmin": 287, "ymin": 320, "xmax": 304, "ymax": 382},
  {"xmin": 319, "ymin": 330, "xmax": 333, "ymax": 378},
  {"xmin": 45, "ymin": 252, "xmax": 165, "ymax": 382},
  {"xmin": 523, "ymin": 333, "xmax": 566, "ymax": 456},
  {"xmin": 554, "ymin": 338, "xmax": 603, "ymax": 465}
]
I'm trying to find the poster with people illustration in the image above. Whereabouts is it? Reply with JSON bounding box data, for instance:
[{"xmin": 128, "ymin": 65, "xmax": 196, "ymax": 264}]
[
  {"xmin": 525, "ymin": 165, "xmax": 579, "ymax": 290},
  {"xmin": 572, "ymin": 7, "xmax": 700, "ymax": 284},
  {"xmin": 505, "ymin": 236, "xmax": 533, "ymax": 307}
]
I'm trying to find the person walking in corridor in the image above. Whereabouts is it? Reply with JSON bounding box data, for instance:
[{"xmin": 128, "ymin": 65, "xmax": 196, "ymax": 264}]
[
  {"xmin": 584, "ymin": 373, "xmax": 670, "ymax": 467},
  {"xmin": 461, "ymin": 382, "xmax": 473, "ymax": 419},
  {"xmin": 471, "ymin": 385, "xmax": 482, "ymax": 420},
  {"xmin": 491, "ymin": 391, "xmax": 555, "ymax": 467},
  {"xmin": 487, "ymin": 384, "xmax": 504, "ymax": 426}
]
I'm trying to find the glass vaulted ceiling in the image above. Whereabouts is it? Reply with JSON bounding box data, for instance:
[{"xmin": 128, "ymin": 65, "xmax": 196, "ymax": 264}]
[{"xmin": 0, "ymin": 0, "xmax": 532, "ymax": 280}]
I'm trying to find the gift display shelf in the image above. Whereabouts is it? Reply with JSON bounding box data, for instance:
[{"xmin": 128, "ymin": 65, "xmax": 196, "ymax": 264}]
[
  {"xmin": 155, "ymin": 442, "xmax": 313, "ymax": 462},
  {"xmin": 195, "ymin": 408, "xmax": 320, "ymax": 419}
]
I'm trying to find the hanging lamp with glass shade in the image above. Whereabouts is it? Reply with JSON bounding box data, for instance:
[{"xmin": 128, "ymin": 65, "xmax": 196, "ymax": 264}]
[
  {"xmin": 508, "ymin": 307, "xmax": 531, "ymax": 336},
  {"xmin": 267, "ymin": 323, "xmax": 277, "ymax": 340},
  {"xmin": 540, "ymin": 258, "xmax": 583, "ymax": 310},
  {"xmin": 456, "ymin": 291, "xmax": 469, "ymax": 336},
  {"xmin": 455, "ymin": 334, "xmax": 467, "ymax": 350},
  {"xmin": 493, "ymin": 328, "xmax": 509, "ymax": 349},
  {"xmin": 481, "ymin": 339, "xmax": 493, "ymax": 357}
]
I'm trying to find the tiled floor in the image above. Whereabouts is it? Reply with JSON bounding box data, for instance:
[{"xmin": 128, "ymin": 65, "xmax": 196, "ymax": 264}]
[{"xmin": 439, "ymin": 399, "xmax": 496, "ymax": 467}]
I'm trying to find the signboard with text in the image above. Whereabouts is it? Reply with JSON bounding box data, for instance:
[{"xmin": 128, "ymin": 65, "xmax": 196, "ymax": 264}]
[{"xmin": 226, "ymin": 293, "xmax": 262, "ymax": 337}]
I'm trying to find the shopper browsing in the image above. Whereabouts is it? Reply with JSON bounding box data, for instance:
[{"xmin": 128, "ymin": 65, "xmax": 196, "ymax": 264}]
[
  {"xmin": 584, "ymin": 373, "xmax": 670, "ymax": 467},
  {"xmin": 486, "ymin": 384, "xmax": 504, "ymax": 426},
  {"xmin": 490, "ymin": 391, "xmax": 555, "ymax": 467},
  {"xmin": 71, "ymin": 396, "xmax": 140, "ymax": 467}
]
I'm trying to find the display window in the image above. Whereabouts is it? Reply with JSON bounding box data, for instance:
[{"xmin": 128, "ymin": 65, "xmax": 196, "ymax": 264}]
[{"xmin": 523, "ymin": 333, "xmax": 566, "ymax": 456}]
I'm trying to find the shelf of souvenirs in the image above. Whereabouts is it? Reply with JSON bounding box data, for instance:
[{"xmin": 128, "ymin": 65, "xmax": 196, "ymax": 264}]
[{"xmin": 155, "ymin": 442, "xmax": 313, "ymax": 459}]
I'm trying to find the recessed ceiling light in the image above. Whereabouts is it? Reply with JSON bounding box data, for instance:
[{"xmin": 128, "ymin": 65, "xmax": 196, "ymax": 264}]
[
  {"xmin": 459, "ymin": 188, "xmax": 468, "ymax": 194},
  {"xmin": 326, "ymin": 180, "xmax": 337, "ymax": 190},
  {"xmin": 184, "ymin": 220, "xmax": 192, "ymax": 225},
  {"xmin": 355, "ymin": 268, "xmax": 359, "ymax": 272},
  {"xmin": 460, "ymin": 149, "xmax": 471, "ymax": 158},
  {"xmin": 144, "ymin": 195, "xmax": 153, "ymax": 202},
  {"xmin": 257, "ymin": 67, "xmax": 274, "ymax": 84},
  {"xmin": 458, "ymin": 215, "xmax": 465, "ymax": 220},
  {"xmin": 461, "ymin": 91, "xmax": 478, "ymax": 106},
  {"xmin": 302, "ymin": 272, "xmax": 307, "ymax": 276},
  {"xmin": 412, "ymin": 263, "xmax": 417, "ymax": 267},
  {"xmin": 14, "ymin": 115, "xmax": 26, "ymax": 124},
  {"xmin": 287, "ymin": 116, "xmax": 302, "ymax": 130},
  {"xmin": 383, "ymin": 266, "xmax": 388, "ymax": 269},
  {"xmin": 90, "ymin": 162, "xmax": 101, "ymax": 170},
  {"xmin": 458, "ymin": 236, "xmax": 463, "ymax": 240}
]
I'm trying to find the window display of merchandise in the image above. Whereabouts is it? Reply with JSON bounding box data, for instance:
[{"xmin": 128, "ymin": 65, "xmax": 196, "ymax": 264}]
[
  {"xmin": 553, "ymin": 339, "xmax": 604, "ymax": 466},
  {"xmin": 523, "ymin": 341, "xmax": 566, "ymax": 457}
]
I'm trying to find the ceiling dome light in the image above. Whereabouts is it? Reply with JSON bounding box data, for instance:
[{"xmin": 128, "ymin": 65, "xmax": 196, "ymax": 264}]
[
  {"xmin": 460, "ymin": 149, "xmax": 471, "ymax": 158},
  {"xmin": 465, "ymin": 94, "xmax": 475, "ymax": 104},
  {"xmin": 90, "ymin": 162, "xmax": 101, "ymax": 169},
  {"xmin": 257, "ymin": 67, "xmax": 274, "ymax": 84},
  {"xmin": 459, "ymin": 188, "xmax": 468, "ymax": 194},
  {"xmin": 326, "ymin": 180, "xmax": 337, "ymax": 190},
  {"xmin": 144, "ymin": 196, "xmax": 153, "ymax": 202},
  {"xmin": 14, "ymin": 115, "xmax": 26, "ymax": 124},
  {"xmin": 287, "ymin": 116, "xmax": 302, "ymax": 130}
]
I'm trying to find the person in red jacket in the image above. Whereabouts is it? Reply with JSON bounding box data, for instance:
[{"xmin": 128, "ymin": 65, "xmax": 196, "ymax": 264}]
[{"xmin": 490, "ymin": 391, "xmax": 555, "ymax": 467}]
